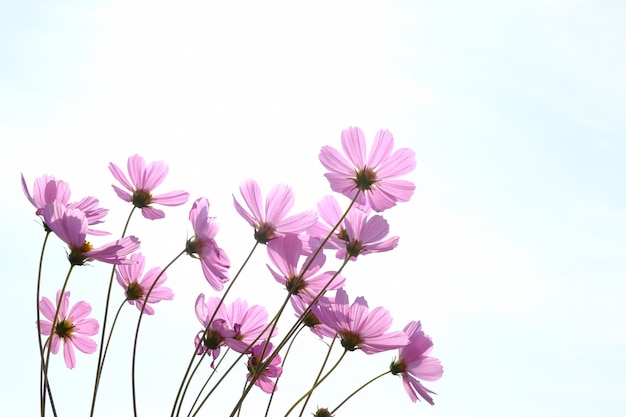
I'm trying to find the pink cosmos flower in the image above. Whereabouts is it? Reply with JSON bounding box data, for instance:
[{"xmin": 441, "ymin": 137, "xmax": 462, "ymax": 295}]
[
  {"xmin": 319, "ymin": 127, "xmax": 416, "ymax": 212},
  {"xmin": 186, "ymin": 198, "xmax": 230, "ymax": 291},
  {"xmin": 22, "ymin": 174, "xmax": 109, "ymax": 235},
  {"xmin": 115, "ymin": 252, "xmax": 173, "ymax": 315},
  {"xmin": 337, "ymin": 204, "xmax": 399, "ymax": 260},
  {"xmin": 312, "ymin": 288, "xmax": 408, "ymax": 354},
  {"xmin": 21, "ymin": 174, "xmax": 71, "ymax": 216},
  {"xmin": 390, "ymin": 321, "xmax": 443, "ymax": 405},
  {"xmin": 109, "ymin": 154, "xmax": 190, "ymax": 220},
  {"xmin": 195, "ymin": 295, "xmax": 276, "ymax": 364},
  {"xmin": 290, "ymin": 296, "xmax": 336, "ymax": 339},
  {"xmin": 246, "ymin": 342, "xmax": 282, "ymax": 394},
  {"xmin": 233, "ymin": 179, "xmax": 317, "ymax": 244},
  {"xmin": 38, "ymin": 290, "xmax": 99, "ymax": 369},
  {"xmin": 43, "ymin": 202, "xmax": 140, "ymax": 265},
  {"xmin": 267, "ymin": 234, "xmax": 344, "ymax": 302}
]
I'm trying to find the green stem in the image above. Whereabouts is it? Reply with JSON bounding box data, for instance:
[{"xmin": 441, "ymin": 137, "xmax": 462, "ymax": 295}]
[
  {"xmin": 264, "ymin": 325, "xmax": 305, "ymax": 417},
  {"xmin": 284, "ymin": 348, "xmax": 347, "ymax": 417},
  {"xmin": 41, "ymin": 265, "xmax": 75, "ymax": 417},
  {"xmin": 297, "ymin": 336, "xmax": 337, "ymax": 417},
  {"xmin": 229, "ymin": 190, "xmax": 361, "ymax": 417},
  {"xmin": 171, "ymin": 241, "xmax": 259, "ymax": 417},
  {"xmin": 90, "ymin": 206, "xmax": 136, "ymax": 417},
  {"xmin": 331, "ymin": 370, "xmax": 391, "ymax": 415},
  {"xmin": 131, "ymin": 249, "xmax": 186, "ymax": 417},
  {"xmin": 185, "ymin": 349, "xmax": 231, "ymax": 417},
  {"xmin": 36, "ymin": 230, "xmax": 57, "ymax": 417}
]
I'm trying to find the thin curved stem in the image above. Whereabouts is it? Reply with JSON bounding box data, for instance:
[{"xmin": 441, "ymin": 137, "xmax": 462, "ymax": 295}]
[
  {"xmin": 297, "ymin": 336, "xmax": 337, "ymax": 417},
  {"xmin": 284, "ymin": 348, "xmax": 347, "ymax": 417},
  {"xmin": 90, "ymin": 206, "xmax": 136, "ymax": 417},
  {"xmin": 171, "ymin": 241, "xmax": 259, "ymax": 417},
  {"xmin": 36, "ymin": 230, "xmax": 57, "ymax": 417},
  {"xmin": 264, "ymin": 325, "xmax": 305, "ymax": 417},
  {"xmin": 229, "ymin": 191, "xmax": 361, "ymax": 417},
  {"xmin": 41, "ymin": 265, "xmax": 75, "ymax": 417},
  {"xmin": 131, "ymin": 249, "xmax": 186, "ymax": 417},
  {"xmin": 331, "ymin": 370, "xmax": 391, "ymax": 415}
]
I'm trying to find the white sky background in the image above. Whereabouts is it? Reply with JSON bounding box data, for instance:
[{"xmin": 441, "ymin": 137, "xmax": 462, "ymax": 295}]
[{"xmin": 1, "ymin": 1, "xmax": 625, "ymax": 416}]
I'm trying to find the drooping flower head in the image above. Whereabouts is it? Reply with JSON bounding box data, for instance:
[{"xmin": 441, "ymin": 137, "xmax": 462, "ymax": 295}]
[
  {"xmin": 109, "ymin": 154, "xmax": 190, "ymax": 220},
  {"xmin": 186, "ymin": 197, "xmax": 230, "ymax": 291},
  {"xmin": 246, "ymin": 342, "xmax": 282, "ymax": 394},
  {"xmin": 390, "ymin": 321, "xmax": 443, "ymax": 405},
  {"xmin": 233, "ymin": 179, "xmax": 317, "ymax": 244},
  {"xmin": 115, "ymin": 252, "xmax": 174, "ymax": 315},
  {"xmin": 267, "ymin": 234, "xmax": 344, "ymax": 302},
  {"xmin": 312, "ymin": 288, "xmax": 408, "ymax": 354},
  {"xmin": 195, "ymin": 295, "xmax": 276, "ymax": 365},
  {"xmin": 38, "ymin": 290, "xmax": 99, "ymax": 369},
  {"xmin": 319, "ymin": 127, "xmax": 416, "ymax": 212},
  {"xmin": 43, "ymin": 202, "xmax": 140, "ymax": 266}
]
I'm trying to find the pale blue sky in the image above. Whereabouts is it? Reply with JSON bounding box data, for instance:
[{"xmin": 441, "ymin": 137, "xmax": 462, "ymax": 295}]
[{"xmin": 1, "ymin": 1, "xmax": 625, "ymax": 417}]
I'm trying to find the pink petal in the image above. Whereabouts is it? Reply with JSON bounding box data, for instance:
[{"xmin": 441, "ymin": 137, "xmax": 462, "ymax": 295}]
[
  {"xmin": 411, "ymin": 357, "xmax": 443, "ymax": 381},
  {"xmin": 141, "ymin": 159, "xmax": 169, "ymax": 190},
  {"xmin": 39, "ymin": 297, "xmax": 56, "ymax": 321},
  {"xmin": 127, "ymin": 154, "xmax": 148, "ymax": 189},
  {"xmin": 319, "ymin": 146, "xmax": 353, "ymax": 174},
  {"xmin": 265, "ymin": 184, "xmax": 295, "ymax": 223},
  {"xmin": 67, "ymin": 301, "xmax": 92, "ymax": 322},
  {"xmin": 108, "ymin": 162, "xmax": 134, "ymax": 191},
  {"xmin": 141, "ymin": 206, "xmax": 165, "ymax": 220},
  {"xmin": 111, "ymin": 184, "xmax": 133, "ymax": 202},
  {"xmin": 71, "ymin": 334, "xmax": 98, "ymax": 354},
  {"xmin": 367, "ymin": 129, "xmax": 394, "ymax": 168},
  {"xmin": 152, "ymin": 190, "xmax": 190, "ymax": 206},
  {"xmin": 340, "ymin": 127, "xmax": 367, "ymax": 168},
  {"xmin": 238, "ymin": 180, "xmax": 264, "ymax": 222},
  {"xmin": 377, "ymin": 148, "xmax": 417, "ymax": 179},
  {"xmin": 63, "ymin": 341, "xmax": 76, "ymax": 369}
]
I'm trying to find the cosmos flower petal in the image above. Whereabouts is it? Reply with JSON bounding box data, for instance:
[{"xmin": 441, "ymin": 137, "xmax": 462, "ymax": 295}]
[
  {"xmin": 319, "ymin": 145, "xmax": 354, "ymax": 174},
  {"xmin": 411, "ymin": 357, "xmax": 444, "ymax": 381},
  {"xmin": 367, "ymin": 129, "xmax": 394, "ymax": 167},
  {"xmin": 152, "ymin": 190, "xmax": 190, "ymax": 206},
  {"xmin": 340, "ymin": 126, "xmax": 367, "ymax": 168},
  {"xmin": 265, "ymin": 184, "xmax": 295, "ymax": 223},
  {"xmin": 238, "ymin": 179, "xmax": 264, "ymax": 221},
  {"xmin": 111, "ymin": 184, "xmax": 133, "ymax": 202},
  {"xmin": 71, "ymin": 334, "xmax": 98, "ymax": 354},
  {"xmin": 377, "ymin": 148, "xmax": 417, "ymax": 178},
  {"xmin": 108, "ymin": 162, "xmax": 134, "ymax": 191},
  {"xmin": 63, "ymin": 341, "xmax": 77, "ymax": 369},
  {"xmin": 141, "ymin": 206, "xmax": 166, "ymax": 220}
]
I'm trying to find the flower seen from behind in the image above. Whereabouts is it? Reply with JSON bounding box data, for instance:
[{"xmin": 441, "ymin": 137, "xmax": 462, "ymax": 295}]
[
  {"xmin": 312, "ymin": 288, "xmax": 408, "ymax": 354},
  {"xmin": 38, "ymin": 290, "xmax": 99, "ymax": 369},
  {"xmin": 233, "ymin": 179, "xmax": 317, "ymax": 244},
  {"xmin": 115, "ymin": 252, "xmax": 174, "ymax": 315},
  {"xmin": 390, "ymin": 321, "xmax": 443, "ymax": 404},
  {"xmin": 267, "ymin": 234, "xmax": 344, "ymax": 302},
  {"xmin": 319, "ymin": 127, "xmax": 416, "ymax": 212},
  {"xmin": 109, "ymin": 154, "xmax": 190, "ymax": 220}
]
